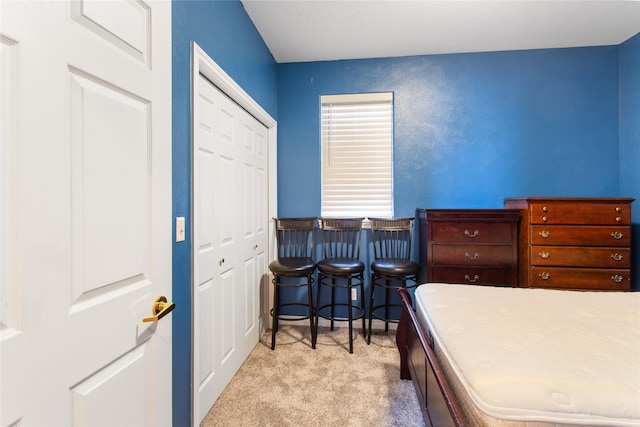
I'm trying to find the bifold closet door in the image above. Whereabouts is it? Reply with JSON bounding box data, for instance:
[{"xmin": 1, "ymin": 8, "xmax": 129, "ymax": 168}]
[{"xmin": 193, "ymin": 73, "xmax": 268, "ymax": 422}]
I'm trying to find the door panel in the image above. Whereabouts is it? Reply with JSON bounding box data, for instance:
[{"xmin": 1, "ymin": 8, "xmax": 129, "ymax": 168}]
[
  {"xmin": 198, "ymin": 279, "xmax": 215, "ymax": 385},
  {"xmin": 219, "ymin": 155, "xmax": 236, "ymax": 248},
  {"xmin": 243, "ymin": 257, "xmax": 256, "ymax": 333},
  {"xmin": 71, "ymin": 0, "xmax": 151, "ymax": 65},
  {"xmin": 0, "ymin": 1, "xmax": 172, "ymax": 425},
  {"xmin": 220, "ymin": 269, "xmax": 236, "ymax": 361},
  {"xmin": 70, "ymin": 70, "xmax": 150, "ymax": 306},
  {"xmin": 70, "ymin": 343, "xmax": 151, "ymax": 426},
  {"xmin": 0, "ymin": 34, "xmax": 18, "ymax": 337}
]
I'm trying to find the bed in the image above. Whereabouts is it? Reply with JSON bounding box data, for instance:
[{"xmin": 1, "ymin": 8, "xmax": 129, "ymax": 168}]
[{"xmin": 396, "ymin": 283, "xmax": 640, "ymax": 427}]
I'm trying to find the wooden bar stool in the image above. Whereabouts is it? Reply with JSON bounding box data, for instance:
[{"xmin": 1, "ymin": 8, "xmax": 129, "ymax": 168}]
[
  {"xmin": 367, "ymin": 217, "xmax": 419, "ymax": 344},
  {"xmin": 315, "ymin": 217, "xmax": 366, "ymax": 353},
  {"xmin": 269, "ymin": 217, "xmax": 317, "ymax": 350}
]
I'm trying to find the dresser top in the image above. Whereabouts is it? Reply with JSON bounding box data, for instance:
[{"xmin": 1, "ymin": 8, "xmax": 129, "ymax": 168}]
[
  {"xmin": 417, "ymin": 208, "xmax": 521, "ymax": 221},
  {"xmin": 504, "ymin": 197, "xmax": 635, "ymax": 203}
]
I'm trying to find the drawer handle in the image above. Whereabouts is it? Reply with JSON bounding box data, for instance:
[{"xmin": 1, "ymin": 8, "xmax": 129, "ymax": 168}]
[
  {"xmin": 464, "ymin": 274, "xmax": 479, "ymax": 283},
  {"xmin": 611, "ymin": 231, "xmax": 623, "ymax": 240},
  {"xmin": 542, "ymin": 206, "xmax": 548, "ymax": 212},
  {"xmin": 542, "ymin": 216, "xmax": 548, "ymax": 222},
  {"xmin": 539, "ymin": 230, "xmax": 550, "ymax": 238},
  {"xmin": 611, "ymin": 275, "xmax": 624, "ymax": 283},
  {"xmin": 611, "ymin": 253, "xmax": 623, "ymax": 261},
  {"xmin": 616, "ymin": 207, "xmax": 622, "ymax": 213},
  {"xmin": 615, "ymin": 217, "xmax": 622, "ymax": 223},
  {"xmin": 538, "ymin": 251, "xmax": 550, "ymax": 259},
  {"xmin": 465, "ymin": 252, "xmax": 479, "ymax": 260},
  {"xmin": 539, "ymin": 272, "xmax": 550, "ymax": 280},
  {"xmin": 464, "ymin": 229, "xmax": 479, "ymax": 238}
]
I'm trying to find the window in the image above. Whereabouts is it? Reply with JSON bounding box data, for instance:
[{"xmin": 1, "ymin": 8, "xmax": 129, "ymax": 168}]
[{"xmin": 321, "ymin": 93, "xmax": 394, "ymax": 218}]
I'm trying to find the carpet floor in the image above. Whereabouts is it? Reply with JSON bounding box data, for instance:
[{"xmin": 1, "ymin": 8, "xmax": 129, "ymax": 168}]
[{"xmin": 201, "ymin": 325, "xmax": 423, "ymax": 427}]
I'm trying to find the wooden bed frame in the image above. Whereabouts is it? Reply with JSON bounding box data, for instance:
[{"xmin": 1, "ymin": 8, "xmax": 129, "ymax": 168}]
[
  {"xmin": 397, "ymin": 287, "xmax": 640, "ymax": 427},
  {"xmin": 396, "ymin": 287, "xmax": 468, "ymax": 427}
]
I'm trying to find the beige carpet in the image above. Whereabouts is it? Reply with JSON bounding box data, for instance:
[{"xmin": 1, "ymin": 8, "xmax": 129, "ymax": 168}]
[{"xmin": 201, "ymin": 325, "xmax": 424, "ymax": 427}]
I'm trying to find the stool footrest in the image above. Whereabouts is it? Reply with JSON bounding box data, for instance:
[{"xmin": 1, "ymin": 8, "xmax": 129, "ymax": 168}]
[
  {"xmin": 370, "ymin": 303, "xmax": 402, "ymax": 323},
  {"xmin": 316, "ymin": 303, "xmax": 364, "ymax": 322},
  {"xmin": 271, "ymin": 302, "xmax": 314, "ymax": 321}
]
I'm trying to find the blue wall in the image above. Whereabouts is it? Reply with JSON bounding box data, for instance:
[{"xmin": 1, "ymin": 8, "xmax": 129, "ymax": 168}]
[
  {"xmin": 277, "ymin": 47, "xmax": 621, "ymax": 217},
  {"xmin": 172, "ymin": 1, "xmax": 277, "ymax": 425},
  {"xmin": 619, "ymin": 33, "xmax": 640, "ymax": 290}
]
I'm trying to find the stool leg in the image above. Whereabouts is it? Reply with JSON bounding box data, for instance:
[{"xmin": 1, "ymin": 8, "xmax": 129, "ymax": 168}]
[
  {"xmin": 384, "ymin": 281, "xmax": 390, "ymax": 332},
  {"xmin": 360, "ymin": 277, "xmax": 366, "ymax": 338},
  {"xmin": 271, "ymin": 277, "xmax": 279, "ymax": 350},
  {"xmin": 307, "ymin": 274, "xmax": 316, "ymax": 349},
  {"xmin": 330, "ymin": 281, "xmax": 336, "ymax": 331},
  {"xmin": 368, "ymin": 273, "xmax": 375, "ymax": 344},
  {"xmin": 347, "ymin": 278, "xmax": 353, "ymax": 354},
  {"xmin": 315, "ymin": 274, "xmax": 323, "ymax": 342}
]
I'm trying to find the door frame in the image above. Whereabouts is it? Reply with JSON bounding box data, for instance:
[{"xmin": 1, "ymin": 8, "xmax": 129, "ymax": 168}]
[{"xmin": 190, "ymin": 41, "xmax": 277, "ymax": 424}]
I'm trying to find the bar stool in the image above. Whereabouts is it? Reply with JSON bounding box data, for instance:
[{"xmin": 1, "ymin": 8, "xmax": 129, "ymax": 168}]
[
  {"xmin": 315, "ymin": 217, "xmax": 366, "ymax": 353},
  {"xmin": 367, "ymin": 217, "xmax": 419, "ymax": 344},
  {"xmin": 269, "ymin": 217, "xmax": 317, "ymax": 350}
]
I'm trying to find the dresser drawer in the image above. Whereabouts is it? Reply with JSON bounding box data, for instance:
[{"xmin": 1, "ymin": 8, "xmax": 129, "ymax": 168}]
[
  {"xmin": 528, "ymin": 202, "xmax": 631, "ymax": 225},
  {"xmin": 530, "ymin": 267, "xmax": 631, "ymax": 290},
  {"xmin": 531, "ymin": 246, "xmax": 631, "ymax": 268},
  {"xmin": 531, "ymin": 225, "xmax": 631, "ymax": 246},
  {"xmin": 430, "ymin": 222, "xmax": 515, "ymax": 244},
  {"xmin": 431, "ymin": 244, "xmax": 515, "ymax": 266},
  {"xmin": 430, "ymin": 267, "xmax": 516, "ymax": 286}
]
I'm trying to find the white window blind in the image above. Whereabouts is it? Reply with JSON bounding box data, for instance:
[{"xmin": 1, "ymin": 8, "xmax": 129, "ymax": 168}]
[{"xmin": 321, "ymin": 93, "xmax": 394, "ymax": 218}]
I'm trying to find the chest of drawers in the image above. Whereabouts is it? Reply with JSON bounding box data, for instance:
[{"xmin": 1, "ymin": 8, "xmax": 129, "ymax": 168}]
[
  {"xmin": 504, "ymin": 197, "xmax": 634, "ymax": 291},
  {"xmin": 417, "ymin": 209, "xmax": 520, "ymax": 286}
]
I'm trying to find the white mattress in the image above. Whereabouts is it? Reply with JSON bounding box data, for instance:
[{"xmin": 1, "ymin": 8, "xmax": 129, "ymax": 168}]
[{"xmin": 415, "ymin": 283, "xmax": 640, "ymax": 427}]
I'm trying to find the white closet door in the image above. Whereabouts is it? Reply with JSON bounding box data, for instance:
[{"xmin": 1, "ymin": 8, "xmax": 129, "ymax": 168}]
[
  {"xmin": 0, "ymin": 1, "xmax": 172, "ymax": 425},
  {"xmin": 193, "ymin": 74, "xmax": 267, "ymax": 423}
]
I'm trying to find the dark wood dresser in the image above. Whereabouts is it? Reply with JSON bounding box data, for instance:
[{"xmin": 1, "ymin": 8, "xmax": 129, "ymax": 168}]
[
  {"xmin": 417, "ymin": 209, "xmax": 520, "ymax": 286},
  {"xmin": 504, "ymin": 197, "xmax": 634, "ymax": 291}
]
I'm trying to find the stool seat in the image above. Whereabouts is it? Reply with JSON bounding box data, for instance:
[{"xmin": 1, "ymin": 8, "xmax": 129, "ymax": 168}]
[
  {"xmin": 371, "ymin": 259, "xmax": 420, "ymax": 276},
  {"xmin": 317, "ymin": 258, "xmax": 365, "ymax": 275},
  {"xmin": 269, "ymin": 257, "xmax": 316, "ymax": 275}
]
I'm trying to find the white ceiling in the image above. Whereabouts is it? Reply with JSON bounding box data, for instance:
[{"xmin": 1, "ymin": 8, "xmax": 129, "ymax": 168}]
[{"xmin": 240, "ymin": 1, "xmax": 640, "ymax": 63}]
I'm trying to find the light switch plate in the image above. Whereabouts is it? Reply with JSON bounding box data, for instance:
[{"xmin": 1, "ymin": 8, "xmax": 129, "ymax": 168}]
[{"xmin": 176, "ymin": 217, "xmax": 185, "ymax": 242}]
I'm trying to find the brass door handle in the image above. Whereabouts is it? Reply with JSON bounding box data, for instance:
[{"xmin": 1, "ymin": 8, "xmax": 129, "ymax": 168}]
[{"xmin": 142, "ymin": 296, "xmax": 175, "ymax": 323}]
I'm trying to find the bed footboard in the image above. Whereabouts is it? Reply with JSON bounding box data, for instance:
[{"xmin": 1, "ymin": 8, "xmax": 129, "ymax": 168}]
[{"xmin": 397, "ymin": 288, "xmax": 467, "ymax": 427}]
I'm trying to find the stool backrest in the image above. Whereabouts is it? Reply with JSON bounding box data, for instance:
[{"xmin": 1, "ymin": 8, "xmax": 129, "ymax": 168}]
[
  {"xmin": 370, "ymin": 217, "xmax": 414, "ymax": 260},
  {"xmin": 274, "ymin": 217, "xmax": 317, "ymax": 259},
  {"xmin": 319, "ymin": 217, "xmax": 365, "ymax": 259}
]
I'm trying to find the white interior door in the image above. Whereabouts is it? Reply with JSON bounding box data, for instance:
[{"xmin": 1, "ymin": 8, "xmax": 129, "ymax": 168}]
[
  {"xmin": 0, "ymin": 1, "xmax": 172, "ymax": 426},
  {"xmin": 193, "ymin": 73, "xmax": 268, "ymax": 423}
]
